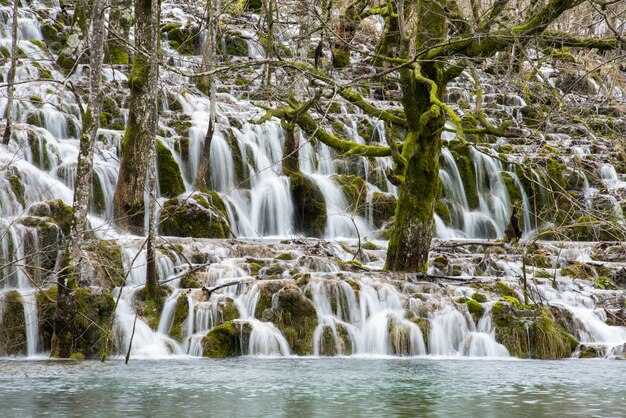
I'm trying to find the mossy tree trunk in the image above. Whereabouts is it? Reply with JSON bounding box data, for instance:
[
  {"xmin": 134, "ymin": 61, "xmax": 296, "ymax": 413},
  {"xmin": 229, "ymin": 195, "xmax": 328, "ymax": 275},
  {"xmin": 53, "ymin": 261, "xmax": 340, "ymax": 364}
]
[
  {"xmin": 384, "ymin": 0, "xmax": 446, "ymax": 273},
  {"xmin": 2, "ymin": 0, "xmax": 19, "ymax": 146},
  {"xmin": 114, "ymin": 0, "xmax": 161, "ymax": 234},
  {"xmin": 106, "ymin": 0, "xmax": 132, "ymax": 64}
]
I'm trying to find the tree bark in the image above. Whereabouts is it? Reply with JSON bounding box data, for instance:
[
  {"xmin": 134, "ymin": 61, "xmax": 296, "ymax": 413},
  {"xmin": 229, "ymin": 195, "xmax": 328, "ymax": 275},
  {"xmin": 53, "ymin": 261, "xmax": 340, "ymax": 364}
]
[
  {"xmin": 69, "ymin": 0, "xmax": 106, "ymax": 286},
  {"xmin": 195, "ymin": 0, "xmax": 219, "ymax": 191},
  {"xmin": 2, "ymin": 0, "xmax": 19, "ymax": 146},
  {"xmin": 114, "ymin": 0, "xmax": 160, "ymax": 234},
  {"xmin": 52, "ymin": 0, "xmax": 107, "ymax": 358},
  {"xmin": 145, "ymin": 0, "xmax": 161, "ymax": 298},
  {"xmin": 385, "ymin": 0, "xmax": 446, "ymax": 272}
]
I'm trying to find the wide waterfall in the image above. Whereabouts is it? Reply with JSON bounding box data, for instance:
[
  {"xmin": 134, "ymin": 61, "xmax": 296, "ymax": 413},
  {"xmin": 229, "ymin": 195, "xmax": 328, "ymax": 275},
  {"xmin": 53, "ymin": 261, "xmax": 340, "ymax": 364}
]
[{"xmin": 0, "ymin": 0, "xmax": 625, "ymax": 365}]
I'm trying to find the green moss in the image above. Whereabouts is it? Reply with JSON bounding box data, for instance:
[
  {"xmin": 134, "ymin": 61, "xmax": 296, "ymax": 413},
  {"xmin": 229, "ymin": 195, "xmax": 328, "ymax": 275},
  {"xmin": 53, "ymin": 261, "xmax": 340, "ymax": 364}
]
[
  {"xmin": 434, "ymin": 200, "xmax": 452, "ymax": 225},
  {"xmin": 545, "ymin": 158, "xmax": 567, "ymax": 190},
  {"xmin": 180, "ymin": 273, "xmax": 202, "ymax": 288},
  {"xmin": 133, "ymin": 287, "xmax": 170, "ymax": 330},
  {"xmin": 73, "ymin": 288, "xmax": 116, "ymax": 357},
  {"xmin": 502, "ymin": 172, "xmax": 522, "ymax": 205},
  {"xmin": 0, "ymin": 46, "xmax": 10, "ymax": 58},
  {"xmin": 447, "ymin": 141, "xmax": 478, "ymax": 208},
  {"xmin": 169, "ymin": 295, "xmax": 189, "ymax": 342},
  {"xmin": 161, "ymin": 23, "xmax": 197, "ymax": 55},
  {"xmin": 46, "ymin": 199, "xmax": 72, "ymax": 237},
  {"xmin": 26, "ymin": 130, "xmax": 51, "ymax": 170},
  {"xmin": 503, "ymin": 295, "xmax": 521, "ymax": 307},
  {"xmin": 471, "ymin": 292, "xmax": 487, "ymax": 303},
  {"xmin": 363, "ymin": 241, "xmax": 378, "ymax": 250},
  {"xmin": 332, "ymin": 48, "xmax": 350, "ymax": 68},
  {"xmin": 495, "ymin": 281, "xmax": 517, "ymax": 299},
  {"xmin": 30, "ymin": 40, "xmax": 46, "ymax": 50},
  {"xmin": 432, "ymin": 255, "xmax": 448, "ymax": 270},
  {"xmin": 466, "ymin": 299, "xmax": 484, "ymax": 321},
  {"xmin": 201, "ymin": 321, "xmax": 251, "ymax": 357},
  {"xmin": 220, "ymin": 34, "xmax": 248, "ymax": 56},
  {"xmin": 9, "ymin": 174, "xmax": 25, "ymax": 207},
  {"xmin": 528, "ymin": 253, "xmax": 552, "ymax": 268},
  {"xmin": 36, "ymin": 286, "xmax": 115, "ymax": 358},
  {"xmin": 594, "ymin": 276, "xmax": 616, "ymax": 290},
  {"xmin": 159, "ymin": 195, "xmax": 232, "ymax": 238},
  {"xmin": 107, "ymin": 45, "xmax": 129, "ymax": 64},
  {"xmin": 560, "ymin": 262, "xmax": 595, "ymax": 280},
  {"xmin": 156, "ymin": 141, "xmax": 185, "ymax": 198},
  {"xmin": 491, "ymin": 302, "xmax": 578, "ymax": 359},
  {"xmin": 0, "ymin": 291, "xmax": 27, "ymax": 356},
  {"xmin": 221, "ymin": 299, "xmax": 239, "ymax": 322},
  {"xmin": 276, "ymin": 252, "xmax": 295, "ymax": 261},
  {"xmin": 91, "ymin": 240, "xmax": 125, "ymax": 288},
  {"xmin": 290, "ymin": 173, "xmax": 327, "ymax": 237}
]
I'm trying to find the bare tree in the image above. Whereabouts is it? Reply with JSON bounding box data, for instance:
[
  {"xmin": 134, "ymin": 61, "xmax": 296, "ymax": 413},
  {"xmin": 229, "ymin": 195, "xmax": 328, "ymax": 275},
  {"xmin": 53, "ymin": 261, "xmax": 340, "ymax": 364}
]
[{"xmin": 2, "ymin": 0, "xmax": 20, "ymax": 146}]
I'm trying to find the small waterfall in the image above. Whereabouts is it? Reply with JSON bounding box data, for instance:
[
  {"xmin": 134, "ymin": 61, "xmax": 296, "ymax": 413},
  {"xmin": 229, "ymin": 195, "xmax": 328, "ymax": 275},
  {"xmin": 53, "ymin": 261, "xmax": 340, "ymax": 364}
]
[
  {"xmin": 536, "ymin": 280, "xmax": 626, "ymax": 357},
  {"xmin": 429, "ymin": 305, "xmax": 508, "ymax": 357}
]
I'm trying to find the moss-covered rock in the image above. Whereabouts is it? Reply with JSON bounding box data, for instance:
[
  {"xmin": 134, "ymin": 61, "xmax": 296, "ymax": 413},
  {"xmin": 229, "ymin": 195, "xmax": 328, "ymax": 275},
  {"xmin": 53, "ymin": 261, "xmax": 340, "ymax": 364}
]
[
  {"xmin": 290, "ymin": 173, "xmax": 327, "ymax": 237},
  {"xmin": 219, "ymin": 33, "xmax": 248, "ymax": 56},
  {"xmin": 491, "ymin": 301, "xmax": 578, "ymax": 359},
  {"xmin": 16, "ymin": 216, "xmax": 62, "ymax": 283},
  {"xmin": 88, "ymin": 240, "xmax": 125, "ymax": 288},
  {"xmin": 28, "ymin": 199, "xmax": 72, "ymax": 237},
  {"xmin": 180, "ymin": 273, "xmax": 202, "ymax": 288},
  {"xmin": 260, "ymin": 284, "xmax": 317, "ymax": 355},
  {"xmin": 9, "ymin": 174, "xmax": 25, "ymax": 207},
  {"xmin": 159, "ymin": 194, "xmax": 232, "ymax": 238},
  {"xmin": 447, "ymin": 141, "xmax": 478, "ymax": 208},
  {"xmin": 169, "ymin": 294, "xmax": 189, "ymax": 342},
  {"xmin": 133, "ymin": 287, "xmax": 171, "ymax": 330},
  {"xmin": 161, "ymin": 22, "xmax": 198, "ymax": 55},
  {"xmin": 201, "ymin": 320, "xmax": 252, "ymax": 357},
  {"xmin": 332, "ymin": 48, "xmax": 350, "ymax": 68},
  {"xmin": 0, "ymin": 291, "xmax": 27, "ymax": 356},
  {"xmin": 156, "ymin": 141, "xmax": 185, "ymax": 198},
  {"xmin": 466, "ymin": 299, "xmax": 484, "ymax": 322},
  {"xmin": 472, "ymin": 292, "xmax": 488, "ymax": 303}
]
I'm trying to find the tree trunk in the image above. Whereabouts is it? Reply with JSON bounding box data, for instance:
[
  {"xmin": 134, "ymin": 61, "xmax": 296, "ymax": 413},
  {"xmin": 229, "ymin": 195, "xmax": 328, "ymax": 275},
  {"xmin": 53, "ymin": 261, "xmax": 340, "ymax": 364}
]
[
  {"xmin": 52, "ymin": 0, "xmax": 107, "ymax": 358},
  {"xmin": 2, "ymin": 0, "xmax": 19, "ymax": 145},
  {"xmin": 194, "ymin": 0, "xmax": 218, "ymax": 191},
  {"xmin": 262, "ymin": 0, "xmax": 274, "ymax": 86},
  {"xmin": 385, "ymin": 130, "xmax": 442, "ymax": 272},
  {"xmin": 106, "ymin": 0, "xmax": 132, "ymax": 64},
  {"xmin": 282, "ymin": 127, "xmax": 299, "ymax": 175},
  {"xmin": 145, "ymin": 0, "xmax": 161, "ymax": 298},
  {"xmin": 114, "ymin": 0, "xmax": 160, "ymax": 234},
  {"xmin": 385, "ymin": 0, "xmax": 446, "ymax": 272},
  {"xmin": 69, "ymin": 0, "xmax": 106, "ymax": 286}
]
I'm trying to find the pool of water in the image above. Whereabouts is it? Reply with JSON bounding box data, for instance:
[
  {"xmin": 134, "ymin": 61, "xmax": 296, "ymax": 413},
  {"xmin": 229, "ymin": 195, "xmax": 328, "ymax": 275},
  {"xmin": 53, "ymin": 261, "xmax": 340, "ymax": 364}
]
[{"xmin": 0, "ymin": 357, "xmax": 624, "ymax": 417}]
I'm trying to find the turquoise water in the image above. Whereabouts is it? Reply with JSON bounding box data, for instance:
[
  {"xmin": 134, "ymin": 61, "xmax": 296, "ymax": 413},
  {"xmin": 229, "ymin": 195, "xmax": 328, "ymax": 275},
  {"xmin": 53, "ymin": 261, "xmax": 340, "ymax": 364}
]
[{"xmin": 0, "ymin": 357, "xmax": 624, "ymax": 417}]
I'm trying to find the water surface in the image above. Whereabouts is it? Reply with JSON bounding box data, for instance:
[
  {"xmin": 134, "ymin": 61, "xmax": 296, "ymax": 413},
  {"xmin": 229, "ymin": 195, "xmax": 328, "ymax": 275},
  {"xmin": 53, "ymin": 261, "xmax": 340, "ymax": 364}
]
[{"xmin": 0, "ymin": 357, "xmax": 624, "ymax": 417}]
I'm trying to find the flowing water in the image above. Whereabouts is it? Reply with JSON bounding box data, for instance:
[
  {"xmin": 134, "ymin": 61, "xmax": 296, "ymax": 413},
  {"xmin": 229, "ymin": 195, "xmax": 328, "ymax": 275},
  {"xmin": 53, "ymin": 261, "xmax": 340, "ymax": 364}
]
[{"xmin": 0, "ymin": 358, "xmax": 625, "ymax": 417}]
